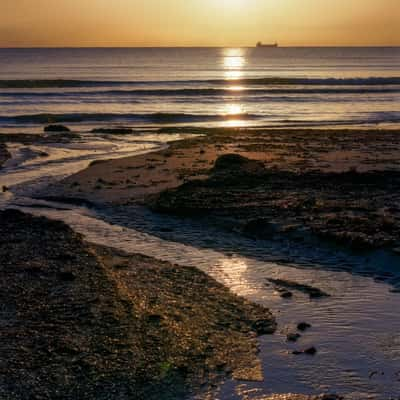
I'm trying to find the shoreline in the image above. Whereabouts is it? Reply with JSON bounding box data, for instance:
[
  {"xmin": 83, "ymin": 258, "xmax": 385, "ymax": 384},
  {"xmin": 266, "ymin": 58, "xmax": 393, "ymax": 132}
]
[
  {"xmin": 52, "ymin": 128, "xmax": 400, "ymax": 256},
  {"xmin": 2, "ymin": 127, "xmax": 400, "ymax": 398},
  {"xmin": 0, "ymin": 209, "xmax": 276, "ymax": 399}
]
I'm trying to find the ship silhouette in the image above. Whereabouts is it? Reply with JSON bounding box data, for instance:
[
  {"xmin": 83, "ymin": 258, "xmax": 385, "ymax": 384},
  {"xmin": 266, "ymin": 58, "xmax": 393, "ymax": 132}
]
[{"xmin": 256, "ymin": 41, "xmax": 278, "ymax": 48}]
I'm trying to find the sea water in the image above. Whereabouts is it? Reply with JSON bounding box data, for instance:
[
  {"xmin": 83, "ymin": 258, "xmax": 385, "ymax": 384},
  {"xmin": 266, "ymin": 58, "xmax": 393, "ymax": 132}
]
[{"xmin": 0, "ymin": 47, "xmax": 399, "ymax": 131}]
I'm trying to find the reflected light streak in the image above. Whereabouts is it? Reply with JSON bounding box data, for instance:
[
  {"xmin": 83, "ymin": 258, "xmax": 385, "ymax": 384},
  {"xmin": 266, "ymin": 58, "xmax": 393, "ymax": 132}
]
[
  {"xmin": 223, "ymin": 48, "xmax": 246, "ymax": 81},
  {"xmin": 216, "ymin": 257, "xmax": 255, "ymax": 296},
  {"xmin": 226, "ymin": 85, "xmax": 246, "ymax": 91}
]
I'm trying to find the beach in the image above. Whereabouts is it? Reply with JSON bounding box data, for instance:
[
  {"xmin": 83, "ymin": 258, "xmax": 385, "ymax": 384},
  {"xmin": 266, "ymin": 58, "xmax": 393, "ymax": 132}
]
[
  {"xmin": 1, "ymin": 126, "xmax": 400, "ymax": 398},
  {"xmin": 1, "ymin": 46, "xmax": 400, "ymax": 399}
]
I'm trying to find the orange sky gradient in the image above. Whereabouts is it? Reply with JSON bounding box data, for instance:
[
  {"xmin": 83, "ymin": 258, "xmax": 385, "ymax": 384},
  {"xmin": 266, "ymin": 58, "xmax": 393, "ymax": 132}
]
[{"xmin": 1, "ymin": 0, "xmax": 399, "ymax": 47}]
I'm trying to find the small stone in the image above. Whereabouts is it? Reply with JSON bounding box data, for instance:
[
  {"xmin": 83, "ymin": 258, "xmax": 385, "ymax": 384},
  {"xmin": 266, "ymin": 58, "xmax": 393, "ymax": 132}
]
[
  {"xmin": 252, "ymin": 318, "xmax": 275, "ymax": 335},
  {"xmin": 297, "ymin": 322, "xmax": 312, "ymax": 332},
  {"xmin": 304, "ymin": 346, "xmax": 317, "ymax": 355},
  {"xmin": 287, "ymin": 333, "xmax": 301, "ymax": 342},
  {"xmin": 292, "ymin": 346, "xmax": 317, "ymax": 356}
]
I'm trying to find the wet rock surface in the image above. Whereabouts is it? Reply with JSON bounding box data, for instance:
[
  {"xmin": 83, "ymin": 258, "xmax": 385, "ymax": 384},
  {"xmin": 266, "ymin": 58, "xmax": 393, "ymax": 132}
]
[
  {"xmin": 0, "ymin": 209, "xmax": 276, "ymax": 400},
  {"xmin": 153, "ymin": 151, "xmax": 400, "ymax": 254}
]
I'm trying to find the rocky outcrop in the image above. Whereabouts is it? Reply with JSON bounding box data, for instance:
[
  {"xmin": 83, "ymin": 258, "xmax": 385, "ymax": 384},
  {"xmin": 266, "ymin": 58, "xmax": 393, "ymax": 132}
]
[{"xmin": 153, "ymin": 154, "xmax": 400, "ymax": 254}]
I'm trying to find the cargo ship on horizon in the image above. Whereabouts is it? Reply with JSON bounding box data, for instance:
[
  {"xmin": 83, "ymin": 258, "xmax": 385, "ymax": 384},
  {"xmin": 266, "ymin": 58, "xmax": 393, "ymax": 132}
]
[{"xmin": 256, "ymin": 41, "xmax": 278, "ymax": 48}]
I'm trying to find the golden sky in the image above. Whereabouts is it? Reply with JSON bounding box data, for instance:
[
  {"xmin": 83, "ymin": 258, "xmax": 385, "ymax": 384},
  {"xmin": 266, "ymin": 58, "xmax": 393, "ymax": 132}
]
[{"xmin": 1, "ymin": 0, "xmax": 399, "ymax": 47}]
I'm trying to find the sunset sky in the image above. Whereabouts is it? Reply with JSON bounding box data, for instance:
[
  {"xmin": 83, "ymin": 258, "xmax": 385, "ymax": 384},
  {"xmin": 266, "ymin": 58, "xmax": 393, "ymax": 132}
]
[{"xmin": 1, "ymin": 0, "xmax": 399, "ymax": 47}]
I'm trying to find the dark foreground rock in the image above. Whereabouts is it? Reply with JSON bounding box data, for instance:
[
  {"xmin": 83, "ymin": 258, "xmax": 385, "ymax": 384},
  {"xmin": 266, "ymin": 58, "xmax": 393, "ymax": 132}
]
[{"xmin": 0, "ymin": 210, "xmax": 276, "ymax": 400}]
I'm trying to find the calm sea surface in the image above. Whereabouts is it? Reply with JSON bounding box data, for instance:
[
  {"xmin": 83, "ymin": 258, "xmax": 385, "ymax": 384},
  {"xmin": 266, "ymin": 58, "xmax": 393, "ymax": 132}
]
[
  {"xmin": 1, "ymin": 48, "xmax": 400, "ymax": 399},
  {"xmin": 0, "ymin": 47, "xmax": 399, "ymax": 131}
]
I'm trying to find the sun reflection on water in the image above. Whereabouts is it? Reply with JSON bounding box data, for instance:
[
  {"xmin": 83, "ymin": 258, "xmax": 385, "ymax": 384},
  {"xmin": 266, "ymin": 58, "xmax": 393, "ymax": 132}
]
[
  {"xmin": 221, "ymin": 49, "xmax": 247, "ymax": 126},
  {"xmin": 225, "ymin": 104, "xmax": 243, "ymax": 115},
  {"xmin": 215, "ymin": 256, "xmax": 257, "ymax": 296},
  {"xmin": 227, "ymin": 85, "xmax": 246, "ymax": 91},
  {"xmin": 221, "ymin": 104, "xmax": 248, "ymax": 127},
  {"xmin": 223, "ymin": 48, "xmax": 246, "ymax": 81}
]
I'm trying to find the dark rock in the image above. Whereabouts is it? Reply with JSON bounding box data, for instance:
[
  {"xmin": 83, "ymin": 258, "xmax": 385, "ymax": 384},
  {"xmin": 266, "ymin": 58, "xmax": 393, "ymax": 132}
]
[
  {"xmin": 287, "ymin": 333, "xmax": 301, "ymax": 342},
  {"xmin": 292, "ymin": 346, "xmax": 317, "ymax": 356},
  {"xmin": 304, "ymin": 346, "xmax": 317, "ymax": 355},
  {"xmin": 297, "ymin": 322, "xmax": 312, "ymax": 332},
  {"xmin": 252, "ymin": 318, "xmax": 276, "ymax": 335},
  {"xmin": 268, "ymin": 278, "xmax": 330, "ymax": 299},
  {"xmin": 44, "ymin": 124, "xmax": 71, "ymax": 132},
  {"xmin": 212, "ymin": 154, "xmax": 265, "ymax": 175}
]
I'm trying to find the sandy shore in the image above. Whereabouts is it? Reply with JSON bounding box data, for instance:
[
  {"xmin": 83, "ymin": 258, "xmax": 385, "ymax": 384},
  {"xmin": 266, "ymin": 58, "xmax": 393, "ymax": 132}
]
[{"xmin": 51, "ymin": 128, "xmax": 400, "ymax": 254}]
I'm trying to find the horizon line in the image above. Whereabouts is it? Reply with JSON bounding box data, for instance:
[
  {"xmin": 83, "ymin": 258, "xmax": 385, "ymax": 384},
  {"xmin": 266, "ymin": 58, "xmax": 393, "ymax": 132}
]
[{"xmin": 1, "ymin": 45, "xmax": 399, "ymax": 49}]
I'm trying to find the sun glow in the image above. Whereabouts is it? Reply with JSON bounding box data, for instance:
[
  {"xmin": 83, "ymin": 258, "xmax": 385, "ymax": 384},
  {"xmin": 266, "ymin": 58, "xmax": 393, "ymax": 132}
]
[
  {"xmin": 215, "ymin": 0, "xmax": 248, "ymax": 10},
  {"xmin": 2, "ymin": 0, "xmax": 398, "ymax": 47}
]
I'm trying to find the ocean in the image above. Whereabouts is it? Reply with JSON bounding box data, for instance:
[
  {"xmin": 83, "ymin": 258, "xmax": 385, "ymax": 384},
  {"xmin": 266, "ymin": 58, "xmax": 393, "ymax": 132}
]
[
  {"xmin": 1, "ymin": 48, "xmax": 400, "ymax": 399},
  {"xmin": 0, "ymin": 47, "xmax": 399, "ymax": 132}
]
